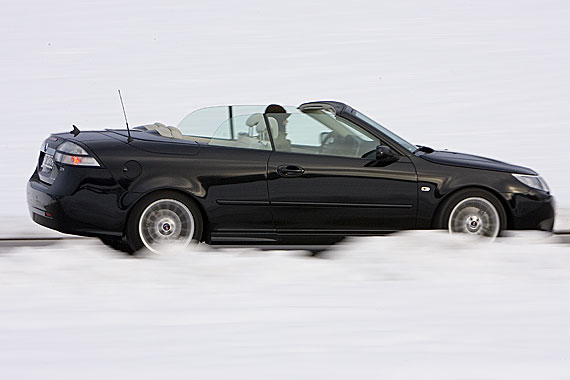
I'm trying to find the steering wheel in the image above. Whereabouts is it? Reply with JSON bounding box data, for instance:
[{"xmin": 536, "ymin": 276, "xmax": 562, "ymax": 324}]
[{"xmin": 319, "ymin": 131, "xmax": 338, "ymax": 154}]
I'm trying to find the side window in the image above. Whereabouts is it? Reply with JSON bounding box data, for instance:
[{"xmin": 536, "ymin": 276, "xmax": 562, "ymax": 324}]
[
  {"xmin": 283, "ymin": 113, "xmax": 330, "ymax": 147},
  {"xmin": 177, "ymin": 106, "xmax": 230, "ymax": 138},
  {"xmin": 207, "ymin": 113, "xmax": 274, "ymax": 151},
  {"xmin": 268, "ymin": 111, "xmax": 381, "ymax": 158},
  {"xmin": 176, "ymin": 105, "xmax": 268, "ymax": 141}
]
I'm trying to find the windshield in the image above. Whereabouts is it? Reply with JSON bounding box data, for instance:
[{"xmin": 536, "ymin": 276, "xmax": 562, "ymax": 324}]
[{"xmin": 354, "ymin": 111, "xmax": 417, "ymax": 153}]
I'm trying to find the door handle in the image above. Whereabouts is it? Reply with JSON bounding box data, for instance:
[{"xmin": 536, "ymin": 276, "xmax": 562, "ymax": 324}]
[{"xmin": 277, "ymin": 165, "xmax": 305, "ymax": 177}]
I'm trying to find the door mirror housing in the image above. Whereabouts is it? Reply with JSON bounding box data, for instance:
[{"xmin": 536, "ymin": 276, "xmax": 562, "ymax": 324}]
[
  {"xmin": 320, "ymin": 131, "xmax": 332, "ymax": 145},
  {"xmin": 375, "ymin": 145, "xmax": 399, "ymax": 164}
]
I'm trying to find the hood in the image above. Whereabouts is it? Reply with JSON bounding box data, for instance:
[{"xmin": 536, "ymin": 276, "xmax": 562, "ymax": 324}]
[{"xmin": 420, "ymin": 150, "xmax": 536, "ymax": 175}]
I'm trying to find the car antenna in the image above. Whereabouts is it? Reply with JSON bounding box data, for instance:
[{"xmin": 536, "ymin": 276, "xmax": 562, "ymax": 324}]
[{"xmin": 117, "ymin": 89, "xmax": 132, "ymax": 142}]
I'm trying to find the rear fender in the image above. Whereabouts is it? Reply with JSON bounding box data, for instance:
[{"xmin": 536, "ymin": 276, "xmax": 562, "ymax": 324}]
[{"xmin": 121, "ymin": 176, "xmax": 206, "ymax": 210}]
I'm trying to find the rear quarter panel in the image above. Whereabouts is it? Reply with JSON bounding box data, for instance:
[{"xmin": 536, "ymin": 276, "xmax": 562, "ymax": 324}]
[{"xmin": 88, "ymin": 135, "xmax": 274, "ymax": 235}]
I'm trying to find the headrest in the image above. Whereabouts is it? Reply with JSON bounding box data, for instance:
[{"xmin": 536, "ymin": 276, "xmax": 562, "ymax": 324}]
[
  {"xmin": 246, "ymin": 113, "xmax": 263, "ymax": 127},
  {"xmin": 259, "ymin": 117, "xmax": 278, "ymax": 137},
  {"xmin": 245, "ymin": 113, "xmax": 278, "ymax": 137}
]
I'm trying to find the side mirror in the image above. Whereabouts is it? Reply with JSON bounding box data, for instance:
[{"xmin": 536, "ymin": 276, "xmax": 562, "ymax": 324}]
[
  {"xmin": 320, "ymin": 131, "xmax": 332, "ymax": 145},
  {"xmin": 375, "ymin": 145, "xmax": 399, "ymax": 164}
]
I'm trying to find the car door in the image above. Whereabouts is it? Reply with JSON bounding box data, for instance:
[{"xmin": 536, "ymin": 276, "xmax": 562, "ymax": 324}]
[
  {"xmin": 178, "ymin": 106, "xmax": 276, "ymax": 241},
  {"xmin": 265, "ymin": 110, "xmax": 418, "ymax": 236}
]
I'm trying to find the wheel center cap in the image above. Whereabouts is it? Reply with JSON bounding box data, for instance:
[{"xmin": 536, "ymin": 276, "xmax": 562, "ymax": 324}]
[
  {"xmin": 158, "ymin": 219, "xmax": 175, "ymax": 235},
  {"xmin": 466, "ymin": 216, "xmax": 481, "ymax": 231}
]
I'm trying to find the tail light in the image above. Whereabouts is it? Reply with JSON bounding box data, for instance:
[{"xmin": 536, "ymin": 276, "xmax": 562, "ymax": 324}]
[{"xmin": 54, "ymin": 141, "xmax": 100, "ymax": 167}]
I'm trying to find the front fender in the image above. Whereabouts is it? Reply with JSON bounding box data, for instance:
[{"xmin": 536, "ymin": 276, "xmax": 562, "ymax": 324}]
[{"xmin": 412, "ymin": 156, "xmax": 521, "ymax": 229}]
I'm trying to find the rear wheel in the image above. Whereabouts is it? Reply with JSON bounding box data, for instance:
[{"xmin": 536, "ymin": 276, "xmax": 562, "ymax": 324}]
[
  {"xmin": 127, "ymin": 191, "xmax": 203, "ymax": 253},
  {"xmin": 438, "ymin": 189, "xmax": 507, "ymax": 239},
  {"xmin": 99, "ymin": 237, "xmax": 134, "ymax": 254}
]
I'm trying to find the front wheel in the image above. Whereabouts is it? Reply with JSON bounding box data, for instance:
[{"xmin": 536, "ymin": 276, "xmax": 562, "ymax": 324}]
[
  {"xmin": 440, "ymin": 190, "xmax": 507, "ymax": 240},
  {"xmin": 127, "ymin": 192, "xmax": 203, "ymax": 253}
]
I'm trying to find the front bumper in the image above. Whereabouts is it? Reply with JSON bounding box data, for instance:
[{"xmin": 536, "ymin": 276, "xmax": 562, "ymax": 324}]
[{"xmin": 504, "ymin": 191, "xmax": 555, "ymax": 231}]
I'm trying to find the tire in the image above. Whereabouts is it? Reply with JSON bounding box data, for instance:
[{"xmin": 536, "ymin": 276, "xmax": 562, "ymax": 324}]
[
  {"xmin": 437, "ymin": 189, "xmax": 507, "ymax": 239},
  {"xmin": 99, "ymin": 237, "xmax": 134, "ymax": 254},
  {"xmin": 126, "ymin": 191, "xmax": 203, "ymax": 254}
]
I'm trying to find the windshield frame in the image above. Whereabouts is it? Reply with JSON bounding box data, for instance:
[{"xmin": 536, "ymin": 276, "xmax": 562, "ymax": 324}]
[{"xmin": 350, "ymin": 110, "xmax": 417, "ymax": 154}]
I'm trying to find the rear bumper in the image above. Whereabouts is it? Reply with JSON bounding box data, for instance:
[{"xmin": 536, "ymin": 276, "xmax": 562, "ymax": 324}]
[
  {"xmin": 27, "ymin": 172, "xmax": 126, "ymax": 238},
  {"xmin": 505, "ymin": 191, "xmax": 555, "ymax": 231}
]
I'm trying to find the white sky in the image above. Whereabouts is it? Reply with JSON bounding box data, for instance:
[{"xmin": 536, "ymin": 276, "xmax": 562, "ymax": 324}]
[{"xmin": 0, "ymin": 0, "xmax": 568, "ymax": 228}]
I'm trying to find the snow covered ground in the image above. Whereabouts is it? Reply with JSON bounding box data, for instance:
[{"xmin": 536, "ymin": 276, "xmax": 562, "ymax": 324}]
[
  {"xmin": 1, "ymin": 232, "xmax": 570, "ymax": 379},
  {"xmin": 1, "ymin": 0, "xmax": 570, "ymax": 378}
]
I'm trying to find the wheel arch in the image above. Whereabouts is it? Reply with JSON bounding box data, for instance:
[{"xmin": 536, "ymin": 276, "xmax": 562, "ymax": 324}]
[
  {"xmin": 431, "ymin": 185, "xmax": 512, "ymax": 229},
  {"xmin": 124, "ymin": 187, "xmax": 209, "ymax": 242}
]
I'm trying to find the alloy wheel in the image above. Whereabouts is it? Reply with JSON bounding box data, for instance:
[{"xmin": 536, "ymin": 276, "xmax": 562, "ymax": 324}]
[
  {"xmin": 138, "ymin": 199, "xmax": 195, "ymax": 253},
  {"xmin": 448, "ymin": 197, "xmax": 501, "ymax": 239}
]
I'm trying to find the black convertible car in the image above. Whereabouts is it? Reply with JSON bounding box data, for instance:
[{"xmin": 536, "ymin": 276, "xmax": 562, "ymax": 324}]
[{"xmin": 27, "ymin": 101, "xmax": 554, "ymax": 253}]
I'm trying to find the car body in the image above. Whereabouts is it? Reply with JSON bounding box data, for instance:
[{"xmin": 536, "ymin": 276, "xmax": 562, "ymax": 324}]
[{"xmin": 27, "ymin": 101, "xmax": 555, "ymax": 252}]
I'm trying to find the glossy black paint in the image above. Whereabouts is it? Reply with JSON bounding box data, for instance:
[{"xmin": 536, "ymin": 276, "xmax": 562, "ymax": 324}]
[
  {"xmin": 27, "ymin": 101, "xmax": 555, "ymax": 246},
  {"xmin": 267, "ymin": 151, "xmax": 417, "ymax": 233},
  {"xmin": 420, "ymin": 150, "xmax": 536, "ymax": 175}
]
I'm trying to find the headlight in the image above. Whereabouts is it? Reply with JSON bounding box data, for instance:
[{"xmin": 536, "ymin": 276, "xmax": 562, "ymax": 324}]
[
  {"xmin": 512, "ymin": 173, "xmax": 550, "ymax": 192},
  {"xmin": 54, "ymin": 141, "xmax": 100, "ymax": 167}
]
